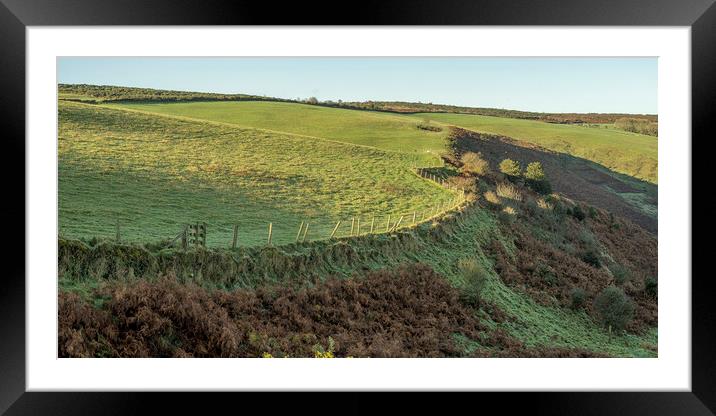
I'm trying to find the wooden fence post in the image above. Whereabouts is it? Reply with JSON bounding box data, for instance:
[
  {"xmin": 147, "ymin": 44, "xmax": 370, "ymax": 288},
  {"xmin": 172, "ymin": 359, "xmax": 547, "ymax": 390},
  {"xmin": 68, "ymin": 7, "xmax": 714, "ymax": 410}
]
[
  {"xmin": 267, "ymin": 222, "xmax": 273, "ymax": 245},
  {"xmin": 412, "ymin": 211, "xmax": 416, "ymax": 224},
  {"xmin": 350, "ymin": 217, "xmax": 355, "ymax": 236},
  {"xmin": 390, "ymin": 215, "xmax": 404, "ymax": 232},
  {"xmin": 356, "ymin": 218, "xmax": 361, "ymax": 236},
  {"xmin": 330, "ymin": 220, "xmax": 341, "ymax": 238},
  {"xmin": 302, "ymin": 222, "xmax": 309, "ymax": 242},
  {"xmin": 370, "ymin": 217, "xmax": 375, "ymax": 234},
  {"xmin": 115, "ymin": 219, "xmax": 120, "ymax": 243},
  {"xmin": 386, "ymin": 214, "xmax": 391, "ymax": 232},
  {"xmin": 232, "ymin": 224, "xmax": 238, "ymax": 249},
  {"xmin": 296, "ymin": 221, "xmax": 305, "ymax": 242}
]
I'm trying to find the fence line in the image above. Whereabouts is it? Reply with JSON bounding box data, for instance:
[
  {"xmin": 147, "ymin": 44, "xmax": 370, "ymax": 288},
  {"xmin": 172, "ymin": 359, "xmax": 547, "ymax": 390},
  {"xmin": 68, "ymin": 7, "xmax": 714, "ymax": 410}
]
[{"xmin": 140, "ymin": 164, "xmax": 469, "ymax": 250}]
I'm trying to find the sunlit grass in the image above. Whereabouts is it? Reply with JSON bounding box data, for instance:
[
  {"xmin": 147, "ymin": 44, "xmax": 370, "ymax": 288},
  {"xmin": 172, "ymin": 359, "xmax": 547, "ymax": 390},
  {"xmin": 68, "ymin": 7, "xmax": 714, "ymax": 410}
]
[{"xmin": 59, "ymin": 101, "xmax": 458, "ymax": 247}]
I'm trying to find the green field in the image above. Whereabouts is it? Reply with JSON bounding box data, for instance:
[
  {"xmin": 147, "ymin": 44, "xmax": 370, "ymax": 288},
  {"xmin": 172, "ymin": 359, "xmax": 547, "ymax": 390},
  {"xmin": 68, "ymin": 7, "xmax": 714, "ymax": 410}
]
[
  {"xmin": 59, "ymin": 101, "xmax": 458, "ymax": 247},
  {"xmin": 417, "ymin": 112, "xmax": 658, "ymax": 183},
  {"xmin": 110, "ymin": 101, "xmax": 449, "ymax": 161}
]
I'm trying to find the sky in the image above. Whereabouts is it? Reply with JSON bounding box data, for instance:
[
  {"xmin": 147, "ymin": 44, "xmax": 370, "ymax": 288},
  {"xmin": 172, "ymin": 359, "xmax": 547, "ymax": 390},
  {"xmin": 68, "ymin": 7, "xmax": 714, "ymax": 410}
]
[{"xmin": 58, "ymin": 57, "xmax": 657, "ymax": 114}]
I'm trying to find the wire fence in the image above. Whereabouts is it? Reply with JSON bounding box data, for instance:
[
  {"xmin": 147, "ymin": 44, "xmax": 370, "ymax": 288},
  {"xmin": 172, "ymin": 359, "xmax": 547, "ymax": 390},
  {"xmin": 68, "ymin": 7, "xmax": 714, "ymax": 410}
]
[{"xmin": 94, "ymin": 166, "xmax": 468, "ymax": 249}]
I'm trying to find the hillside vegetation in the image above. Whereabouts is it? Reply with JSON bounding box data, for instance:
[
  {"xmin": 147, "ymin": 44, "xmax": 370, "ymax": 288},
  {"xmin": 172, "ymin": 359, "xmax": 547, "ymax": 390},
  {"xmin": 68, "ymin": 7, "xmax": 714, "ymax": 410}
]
[
  {"xmin": 59, "ymin": 177, "xmax": 658, "ymax": 358},
  {"xmin": 57, "ymin": 84, "xmax": 657, "ymax": 358}
]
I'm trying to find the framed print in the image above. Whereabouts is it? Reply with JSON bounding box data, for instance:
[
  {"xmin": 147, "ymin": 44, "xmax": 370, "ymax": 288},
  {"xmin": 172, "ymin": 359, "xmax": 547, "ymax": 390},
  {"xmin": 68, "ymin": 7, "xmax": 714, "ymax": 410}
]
[{"xmin": 2, "ymin": 0, "xmax": 714, "ymax": 414}]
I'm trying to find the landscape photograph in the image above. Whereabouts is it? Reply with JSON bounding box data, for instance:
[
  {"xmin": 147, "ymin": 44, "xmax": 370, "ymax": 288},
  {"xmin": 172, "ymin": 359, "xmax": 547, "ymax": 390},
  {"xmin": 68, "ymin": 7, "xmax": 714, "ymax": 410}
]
[{"xmin": 57, "ymin": 57, "xmax": 658, "ymax": 358}]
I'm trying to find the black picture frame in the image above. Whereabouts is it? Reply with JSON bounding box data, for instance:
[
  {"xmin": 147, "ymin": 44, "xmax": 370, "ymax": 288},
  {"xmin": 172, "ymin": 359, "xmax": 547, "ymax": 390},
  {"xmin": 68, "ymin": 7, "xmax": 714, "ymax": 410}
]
[{"xmin": 1, "ymin": 0, "xmax": 712, "ymax": 414}]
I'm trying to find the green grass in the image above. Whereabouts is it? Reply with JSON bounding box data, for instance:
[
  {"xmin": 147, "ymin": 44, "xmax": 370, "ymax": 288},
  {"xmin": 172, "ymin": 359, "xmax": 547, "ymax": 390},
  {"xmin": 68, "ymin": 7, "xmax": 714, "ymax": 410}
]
[
  {"xmin": 59, "ymin": 101, "xmax": 459, "ymax": 247},
  {"xmin": 416, "ymin": 112, "xmax": 658, "ymax": 184},
  {"xmin": 109, "ymin": 101, "xmax": 449, "ymax": 162}
]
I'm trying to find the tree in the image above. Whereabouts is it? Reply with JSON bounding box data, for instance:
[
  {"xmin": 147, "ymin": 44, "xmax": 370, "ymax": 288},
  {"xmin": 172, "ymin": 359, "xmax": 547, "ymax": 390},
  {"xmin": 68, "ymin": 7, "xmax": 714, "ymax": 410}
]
[
  {"xmin": 460, "ymin": 152, "xmax": 490, "ymax": 176},
  {"xmin": 306, "ymin": 96, "xmax": 318, "ymax": 104},
  {"xmin": 499, "ymin": 159, "xmax": 522, "ymax": 178},
  {"xmin": 524, "ymin": 161, "xmax": 552, "ymax": 194},
  {"xmin": 593, "ymin": 286, "xmax": 634, "ymax": 332}
]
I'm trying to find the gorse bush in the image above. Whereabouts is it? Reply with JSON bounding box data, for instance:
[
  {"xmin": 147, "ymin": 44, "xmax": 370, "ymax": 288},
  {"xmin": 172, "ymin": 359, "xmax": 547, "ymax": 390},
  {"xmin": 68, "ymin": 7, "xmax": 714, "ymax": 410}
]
[
  {"xmin": 524, "ymin": 161, "xmax": 552, "ymax": 195},
  {"xmin": 457, "ymin": 258, "xmax": 488, "ymax": 308},
  {"xmin": 460, "ymin": 151, "xmax": 490, "ymax": 176},
  {"xmin": 499, "ymin": 159, "xmax": 522, "ymax": 178},
  {"xmin": 313, "ymin": 336, "xmax": 336, "ymax": 358},
  {"xmin": 524, "ymin": 161, "xmax": 545, "ymax": 181},
  {"xmin": 593, "ymin": 286, "xmax": 634, "ymax": 332}
]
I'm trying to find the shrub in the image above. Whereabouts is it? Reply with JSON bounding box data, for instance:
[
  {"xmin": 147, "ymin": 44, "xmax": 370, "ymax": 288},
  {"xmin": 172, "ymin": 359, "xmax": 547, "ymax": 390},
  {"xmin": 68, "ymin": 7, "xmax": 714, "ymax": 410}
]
[
  {"xmin": 524, "ymin": 162, "xmax": 552, "ymax": 195},
  {"xmin": 571, "ymin": 205, "xmax": 586, "ymax": 221},
  {"xmin": 525, "ymin": 161, "xmax": 546, "ymax": 181},
  {"xmin": 535, "ymin": 263, "xmax": 557, "ymax": 286},
  {"xmin": 609, "ymin": 264, "xmax": 631, "ymax": 285},
  {"xmin": 536, "ymin": 198, "xmax": 553, "ymax": 210},
  {"xmin": 417, "ymin": 123, "xmax": 442, "ymax": 132},
  {"xmin": 484, "ymin": 191, "xmax": 501, "ymax": 205},
  {"xmin": 593, "ymin": 286, "xmax": 634, "ymax": 332},
  {"xmin": 499, "ymin": 159, "xmax": 522, "ymax": 178},
  {"xmin": 569, "ymin": 287, "xmax": 587, "ymax": 310},
  {"xmin": 498, "ymin": 207, "xmax": 517, "ymax": 225},
  {"xmin": 496, "ymin": 182, "xmax": 522, "ymax": 201},
  {"xmin": 460, "ymin": 152, "xmax": 490, "ymax": 176},
  {"xmin": 645, "ymin": 276, "xmax": 658, "ymax": 298},
  {"xmin": 588, "ymin": 206, "xmax": 598, "ymax": 219},
  {"xmin": 580, "ymin": 250, "xmax": 601, "ymax": 268},
  {"xmin": 313, "ymin": 336, "xmax": 336, "ymax": 358},
  {"xmin": 457, "ymin": 258, "xmax": 488, "ymax": 307}
]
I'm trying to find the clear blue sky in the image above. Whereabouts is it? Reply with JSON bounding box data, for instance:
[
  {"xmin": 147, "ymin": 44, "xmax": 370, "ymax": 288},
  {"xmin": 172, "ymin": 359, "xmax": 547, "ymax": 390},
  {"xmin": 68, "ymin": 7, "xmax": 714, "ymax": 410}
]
[{"xmin": 58, "ymin": 57, "xmax": 657, "ymax": 114}]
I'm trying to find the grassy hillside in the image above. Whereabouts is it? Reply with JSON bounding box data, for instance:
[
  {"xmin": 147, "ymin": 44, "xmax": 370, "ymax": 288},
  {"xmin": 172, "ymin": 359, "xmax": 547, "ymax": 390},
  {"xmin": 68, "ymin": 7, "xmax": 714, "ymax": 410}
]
[
  {"xmin": 59, "ymin": 194, "xmax": 658, "ymax": 358},
  {"xmin": 109, "ymin": 101, "xmax": 448, "ymax": 159},
  {"xmin": 59, "ymin": 101, "xmax": 458, "ymax": 247},
  {"xmin": 417, "ymin": 112, "xmax": 658, "ymax": 183}
]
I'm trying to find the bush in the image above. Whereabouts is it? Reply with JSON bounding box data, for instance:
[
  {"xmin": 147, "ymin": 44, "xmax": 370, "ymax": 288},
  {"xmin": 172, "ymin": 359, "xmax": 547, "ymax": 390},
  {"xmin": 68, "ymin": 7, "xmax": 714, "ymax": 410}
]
[
  {"xmin": 525, "ymin": 161, "xmax": 551, "ymax": 195},
  {"xmin": 588, "ymin": 206, "xmax": 598, "ymax": 219},
  {"xmin": 484, "ymin": 190, "xmax": 501, "ymax": 205},
  {"xmin": 580, "ymin": 250, "xmax": 601, "ymax": 268},
  {"xmin": 499, "ymin": 159, "xmax": 522, "ymax": 178},
  {"xmin": 569, "ymin": 287, "xmax": 587, "ymax": 310},
  {"xmin": 593, "ymin": 286, "xmax": 634, "ymax": 332},
  {"xmin": 645, "ymin": 276, "xmax": 658, "ymax": 298},
  {"xmin": 571, "ymin": 205, "xmax": 586, "ymax": 221},
  {"xmin": 524, "ymin": 161, "xmax": 546, "ymax": 181},
  {"xmin": 457, "ymin": 258, "xmax": 488, "ymax": 307},
  {"xmin": 609, "ymin": 264, "xmax": 631, "ymax": 285},
  {"xmin": 496, "ymin": 182, "xmax": 522, "ymax": 201},
  {"xmin": 535, "ymin": 263, "xmax": 557, "ymax": 286},
  {"xmin": 498, "ymin": 208, "xmax": 516, "ymax": 225},
  {"xmin": 460, "ymin": 152, "xmax": 490, "ymax": 176}
]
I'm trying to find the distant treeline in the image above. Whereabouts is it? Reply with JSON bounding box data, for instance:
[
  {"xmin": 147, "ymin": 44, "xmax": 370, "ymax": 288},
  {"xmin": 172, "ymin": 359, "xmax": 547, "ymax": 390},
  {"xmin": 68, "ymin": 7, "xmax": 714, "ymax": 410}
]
[
  {"xmin": 614, "ymin": 117, "xmax": 658, "ymax": 136},
  {"xmin": 58, "ymin": 84, "xmax": 657, "ymax": 129},
  {"xmin": 332, "ymin": 100, "xmax": 657, "ymax": 124},
  {"xmin": 58, "ymin": 84, "xmax": 289, "ymax": 104}
]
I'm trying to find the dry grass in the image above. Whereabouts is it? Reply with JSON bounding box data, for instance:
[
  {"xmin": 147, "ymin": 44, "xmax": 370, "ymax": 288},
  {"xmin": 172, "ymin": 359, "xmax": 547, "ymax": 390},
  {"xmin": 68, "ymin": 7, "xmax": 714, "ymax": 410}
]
[
  {"xmin": 484, "ymin": 191, "xmax": 501, "ymax": 205},
  {"xmin": 496, "ymin": 182, "xmax": 522, "ymax": 201}
]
